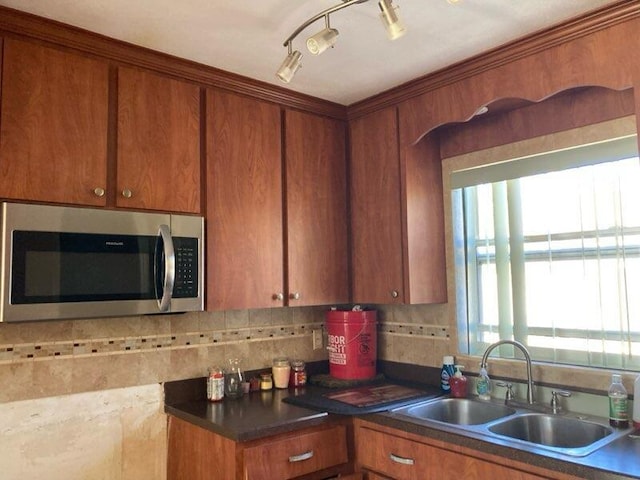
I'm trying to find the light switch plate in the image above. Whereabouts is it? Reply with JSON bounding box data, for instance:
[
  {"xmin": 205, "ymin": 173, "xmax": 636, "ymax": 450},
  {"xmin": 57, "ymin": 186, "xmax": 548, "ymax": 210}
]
[{"xmin": 312, "ymin": 328, "xmax": 323, "ymax": 350}]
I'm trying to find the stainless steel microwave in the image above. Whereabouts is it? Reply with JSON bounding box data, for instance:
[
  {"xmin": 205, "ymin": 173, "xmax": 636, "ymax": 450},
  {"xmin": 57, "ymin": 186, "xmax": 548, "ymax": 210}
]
[{"xmin": 0, "ymin": 202, "xmax": 204, "ymax": 322}]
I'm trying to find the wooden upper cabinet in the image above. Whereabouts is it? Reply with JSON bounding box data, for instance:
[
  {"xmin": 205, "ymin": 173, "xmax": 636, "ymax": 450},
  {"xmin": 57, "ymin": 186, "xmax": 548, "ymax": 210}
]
[
  {"xmin": 0, "ymin": 38, "xmax": 109, "ymax": 206},
  {"xmin": 350, "ymin": 106, "xmax": 447, "ymax": 305},
  {"xmin": 206, "ymin": 89, "xmax": 283, "ymax": 310},
  {"xmin": 117, "ymin": 66, "xmax": 201, "ymax": 213},
  {"xmin": 285, "ymin": 109, "xmax": 349, "ymax": 306},
  {"xmin": 350, "ymin": 106, "xmax": 404, "ymax": 304}
]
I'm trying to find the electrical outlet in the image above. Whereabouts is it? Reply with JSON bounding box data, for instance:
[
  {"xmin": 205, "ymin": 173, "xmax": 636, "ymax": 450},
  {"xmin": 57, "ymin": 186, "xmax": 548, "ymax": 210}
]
[{"xmin": 312, "ymin": 328, "xmax": 323, "ymax": 350}]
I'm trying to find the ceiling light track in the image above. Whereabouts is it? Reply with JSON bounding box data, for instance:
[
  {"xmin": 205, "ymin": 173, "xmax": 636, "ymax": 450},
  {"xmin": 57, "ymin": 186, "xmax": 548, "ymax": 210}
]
[{"xmin": 276, "ymin": 0, "xmax": 405, "ymax": 84}]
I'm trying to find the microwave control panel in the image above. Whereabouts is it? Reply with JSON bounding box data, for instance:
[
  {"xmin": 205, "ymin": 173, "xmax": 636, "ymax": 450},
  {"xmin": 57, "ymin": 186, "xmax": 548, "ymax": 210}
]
[{"xmin": 173, "ymin": 237, "xmax": 199, "ymax": 298}]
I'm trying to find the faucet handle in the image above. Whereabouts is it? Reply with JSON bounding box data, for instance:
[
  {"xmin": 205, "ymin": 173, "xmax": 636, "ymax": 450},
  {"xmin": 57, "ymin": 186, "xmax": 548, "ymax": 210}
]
[
  {"xmin": 496, "ymin": 381, "xmax": 515, "ymax": 404},
  {"xmin": 550, "ymin": 390, "xmax": 572, "ymax": 413}
]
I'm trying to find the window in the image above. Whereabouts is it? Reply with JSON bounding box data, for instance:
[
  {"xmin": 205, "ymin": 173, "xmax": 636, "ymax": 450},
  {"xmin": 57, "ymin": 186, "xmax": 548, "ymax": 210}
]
[{"xmin": 452, "ymin": 134, "xmax": 640, "ymax": 370}]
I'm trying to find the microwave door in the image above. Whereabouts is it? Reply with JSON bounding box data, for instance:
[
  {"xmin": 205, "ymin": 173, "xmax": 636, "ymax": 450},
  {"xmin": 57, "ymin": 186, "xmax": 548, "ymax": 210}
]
[{"xmin": 155, "ymin": 225, "xmax": 175, "ymax": 312}]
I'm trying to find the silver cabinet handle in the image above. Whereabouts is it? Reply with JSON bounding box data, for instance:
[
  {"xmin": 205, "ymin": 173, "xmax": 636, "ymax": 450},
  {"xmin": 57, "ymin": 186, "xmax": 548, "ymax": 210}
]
[
  {"xmin": 157, "ymin": 224, "xmax": 175, "ymax": 312},
  {"xmin": 391, "ymin": 290, "xmax": 399, "ymax": 298},
  {"xmin": 93, "ymin": 187, "xmax": 105, "ymax": 197},
  {"xmin": 289, "ymin": 292, "xmax": 300, "ymax": 300},
  {"xmin": 273, "ymin": 292, "xmax": 284, "ymax": 301},
  {"xmin": 389, "ymin": 453, "xmax": 414, "ymax": 465},
  {"xmin": 288, "ymin": 450, "xmax": 313, "ymax": 463},
  {"xmin": 122, "ymin": 188, "xmax": 132, "ymax": 198}
]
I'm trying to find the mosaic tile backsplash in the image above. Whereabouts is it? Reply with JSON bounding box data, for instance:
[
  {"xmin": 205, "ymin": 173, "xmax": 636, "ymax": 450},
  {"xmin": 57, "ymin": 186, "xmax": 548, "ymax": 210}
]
[{"xmin": 0, "ymin": 303, "xmax": 452, "ymax": 403}]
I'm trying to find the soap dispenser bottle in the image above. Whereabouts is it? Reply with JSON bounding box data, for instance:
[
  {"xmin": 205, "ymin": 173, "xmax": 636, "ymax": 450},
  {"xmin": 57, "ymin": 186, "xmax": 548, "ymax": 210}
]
[
  {"xmin": 450, "ymin": 365, "xmax": 468, "ymax": 398},
  {"xmin": 476, "ymin": 364, "xmax": 491, "ymax": 400}
]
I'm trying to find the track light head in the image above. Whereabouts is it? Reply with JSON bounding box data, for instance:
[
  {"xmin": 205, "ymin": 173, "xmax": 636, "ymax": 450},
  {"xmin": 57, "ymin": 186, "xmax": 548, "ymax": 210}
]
[
  {"xmin": 307, "ymin": 27, "xmax": 339, "ymax": 55},
  {"xmin": 378, "ymin": 0, "xmax": 406, "ymax": 40},
  {"xmin": 276, "ymin": 49, "xmax": 303, "ymax": 83}
]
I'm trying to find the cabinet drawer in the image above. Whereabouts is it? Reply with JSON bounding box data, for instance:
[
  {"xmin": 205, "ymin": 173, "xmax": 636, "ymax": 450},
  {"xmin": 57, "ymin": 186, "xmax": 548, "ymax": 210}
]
[
  {"xmin": 357, "ymin": 427, "xmax": 430, "ymax": 480},
  {"xmin": 243, "ymin": 425, "xmax": 348, "ymax": 479},
  {"xmin": 356, "ymin": 425, "xmax": 548, "ymax": 480}
]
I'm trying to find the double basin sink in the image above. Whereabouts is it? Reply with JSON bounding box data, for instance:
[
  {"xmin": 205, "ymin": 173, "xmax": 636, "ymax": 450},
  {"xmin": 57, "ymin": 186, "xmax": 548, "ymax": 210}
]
[{"xmin": 391, "ymin": 396, "xmax": 631, "ymax": 457}]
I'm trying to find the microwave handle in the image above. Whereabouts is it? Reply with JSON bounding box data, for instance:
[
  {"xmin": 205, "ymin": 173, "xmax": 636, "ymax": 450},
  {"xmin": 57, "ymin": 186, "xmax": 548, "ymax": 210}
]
[{"xmin": 157, "ymin": 224, "xmax": 176, "ymax": 312}]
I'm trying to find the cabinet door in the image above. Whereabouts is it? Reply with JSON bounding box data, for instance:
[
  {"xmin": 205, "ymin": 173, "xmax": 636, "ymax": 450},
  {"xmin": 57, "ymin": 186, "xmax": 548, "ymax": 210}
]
[
  {"xmin": 207, "ymin": 89, "xmax": 283, "ymax": 310},
  {"xmin": 167, "ymin": 416, "xmax": 236, "ymax": 480},
  {"xmin": 285, "ymin": 109, "xmax": 349, "ymax": 306},
  {"xmin": 117, "ymin": 66, "xmax": 201, "ymax": 213},
  {"xmin": 350, "ymin": 106, "xmax": 404, "ymax": 303},
  {"xmin": 0, "ymin": 38, "xmax": 108, "ymax": 205}
]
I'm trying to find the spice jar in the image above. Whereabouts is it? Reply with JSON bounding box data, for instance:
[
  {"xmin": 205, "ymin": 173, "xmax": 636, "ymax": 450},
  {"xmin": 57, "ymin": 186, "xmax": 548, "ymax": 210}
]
[
  {"xmin": 207, "ymin": 366, "xmax": 224, "ymax": 402},
  {"xmin": 289, "ymin": 360, "xmax": 307, "ymax": 387},
  {"xmin": 260, "ymin": 372, "xmax": 273, "ymax": 390}
]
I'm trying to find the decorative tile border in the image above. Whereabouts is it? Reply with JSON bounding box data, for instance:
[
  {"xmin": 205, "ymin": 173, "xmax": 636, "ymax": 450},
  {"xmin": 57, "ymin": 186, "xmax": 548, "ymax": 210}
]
[
  {"xmin": 0, "ymin": 322, "xmax": 323, "ymax": 364},
  {"xmin": 0, "ymin": 320, "xmax": 449, "ymax": 364},
  {"xmin": 378, "ymin": 322, "xmax": 450, "ymax": 339}
]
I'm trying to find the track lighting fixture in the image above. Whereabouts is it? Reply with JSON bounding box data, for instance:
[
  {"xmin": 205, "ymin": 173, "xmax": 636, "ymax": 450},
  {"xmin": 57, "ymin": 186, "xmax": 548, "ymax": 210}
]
[
  {"xmin": 276, "ymin": 0, "xmax": 405, "ymax": 83},
  {"xmin": 276, "ymin": 43, "xmax": 303, "ymax": 84},
  {"xmin": 307, "ymin": 16, "xmax": 339, "ymax": 56},
  {"xmin": 378, "ymin": 0, "xmax": 406, "ymax": 40}
]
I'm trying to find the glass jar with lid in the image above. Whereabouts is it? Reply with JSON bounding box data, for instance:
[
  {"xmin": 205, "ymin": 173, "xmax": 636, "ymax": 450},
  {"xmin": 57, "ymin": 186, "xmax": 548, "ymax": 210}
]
[
  {"xmin": 289, "ymin": 360, "xmax": 307, "ymax": 387},
  {"xmin": 260, "ymin": 372, "xmax": 273, "ymax": 390},
  {"xmin": 272, "ymin": 357, "xmax": 291, "ymax": 389}
]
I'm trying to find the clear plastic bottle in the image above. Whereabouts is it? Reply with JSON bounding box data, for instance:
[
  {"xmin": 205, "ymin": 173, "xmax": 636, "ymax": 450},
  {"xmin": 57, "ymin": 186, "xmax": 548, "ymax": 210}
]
[
  {"xmin": 608, "ymin": 373, "xmax": 629, "ymax": 428},
  {"xmin": 476, "ymin": 364, "xmax": 491, "ymax": 401}
]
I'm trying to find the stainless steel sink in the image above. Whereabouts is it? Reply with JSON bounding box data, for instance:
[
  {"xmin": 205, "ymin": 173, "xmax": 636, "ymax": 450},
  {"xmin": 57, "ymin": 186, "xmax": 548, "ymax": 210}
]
[
  {"xmin": 395, "ymin": 397, "xmax": 516, "ymax": 425},
  {"xmin": 488, "ymin": 413, "xmax": 614, "ymax": 455},
  {"xmin": 390, "ymin": 396, "xmax": 631, "ymax": 458}
]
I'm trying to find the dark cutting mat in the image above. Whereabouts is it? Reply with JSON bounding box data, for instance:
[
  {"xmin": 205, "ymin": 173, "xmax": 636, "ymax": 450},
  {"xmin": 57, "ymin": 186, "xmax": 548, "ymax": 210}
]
[{"xmin": 283, "ymin": 381, "xmax": 442, "ymax": 415}]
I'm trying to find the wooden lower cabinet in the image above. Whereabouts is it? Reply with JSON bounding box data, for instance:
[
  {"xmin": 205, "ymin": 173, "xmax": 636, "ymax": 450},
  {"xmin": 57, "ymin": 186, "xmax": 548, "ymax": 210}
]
[
  {"xmin": 167, "ymin": 416, "xmax": 352, "ymax": 480},
  {"xmin": 353, "ymin": 420, "xmax": 579, "ymax": 480}
]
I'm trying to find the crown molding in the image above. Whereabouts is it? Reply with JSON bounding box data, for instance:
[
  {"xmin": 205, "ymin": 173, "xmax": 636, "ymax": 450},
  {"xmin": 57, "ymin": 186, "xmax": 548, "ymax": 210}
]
[
  {"xmin": 347, "ymin": 0, "xmax": 640, "ymax": 120},
  {"xmin": 0, "ymin": 6, "xmax": 347, "ymax": 120}
]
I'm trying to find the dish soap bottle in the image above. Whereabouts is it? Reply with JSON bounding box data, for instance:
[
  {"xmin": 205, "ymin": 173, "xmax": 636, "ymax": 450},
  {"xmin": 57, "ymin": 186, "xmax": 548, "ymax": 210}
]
[
  {"xmin": 609, "ymin": 373, "xmax": 629, "ymax": 428},
  {"xmin": 450, "ymin": 365, "xmax": 468, "ymax": 398},
  {"xmin": 476, "ymin": 364, "xmax": 491, "ymax": 401},
  {"xmin": 440, "ymin": 356, "xmax": 455, "ymax": 393}
]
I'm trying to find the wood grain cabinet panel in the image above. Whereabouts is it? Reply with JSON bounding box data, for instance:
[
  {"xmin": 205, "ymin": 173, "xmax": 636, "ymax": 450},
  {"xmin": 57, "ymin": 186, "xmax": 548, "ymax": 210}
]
[
  {"xmin": 349, "ymin": 106, "xmax": 447, "ymax": 305},
  {"xmin": 206, "ymin": 92, "xmax": 349, "ymax": 310},
  {"xmin": 207, "ymin": 89, "xmax": 284, "ymax": 310},
  {"xmin": 243, "ymin": 424, "xmax": 348, "ymax": 479},
  {"xmin": 0, "ymin": 38, "xmax": 109, "ymax": 206},
  {"xmin": 117, "ymin": 66, "xmax": 201, "ymax": 213},
  {"xmin": 285, "ymin": 109, "xmax": 349, "ymax": 306},
  {"xmin": 349, "ymin": 106, "xmax": 406, "ymax": 304},
  {"xmin": 356, "ymin": 425, "xmax": 547, "ymax": 480}
]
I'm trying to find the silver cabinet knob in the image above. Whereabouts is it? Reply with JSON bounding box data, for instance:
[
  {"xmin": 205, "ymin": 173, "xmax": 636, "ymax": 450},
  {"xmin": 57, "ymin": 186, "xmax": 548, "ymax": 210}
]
[
  {"xmin": 93, "ymin": 187, "xmax": 105, "ymax": 197},
  {"xmin": 289, "ymin": 292, "xmax": 300, "ymax": 300},
  {"xmin": 391, "ymin": 290, "xmax": 399, "ymax": 298},
  {"xmin": 273, "ymin": 293, "xmax": 284, "ymax": 301},
  {"xmin": 121, "ymin": 189, "xmax": 132, "ymax": 198}
]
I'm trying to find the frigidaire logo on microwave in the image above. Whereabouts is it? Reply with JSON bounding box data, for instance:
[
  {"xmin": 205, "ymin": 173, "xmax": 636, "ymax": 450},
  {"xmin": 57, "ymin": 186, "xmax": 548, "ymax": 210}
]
[{"xmin": 105, "ymin": 241, "xmax": 125, "ymax": 246}]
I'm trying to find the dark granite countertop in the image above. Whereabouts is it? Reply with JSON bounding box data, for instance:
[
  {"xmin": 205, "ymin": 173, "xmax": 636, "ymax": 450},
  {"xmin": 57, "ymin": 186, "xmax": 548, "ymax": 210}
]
[
  {"xmin": 164, "ymin": 364, "xmax": 640, "ymax": 479},
  {"xmin": 165, "ymin": 387, "xmax": 330, "ymax": 442}
]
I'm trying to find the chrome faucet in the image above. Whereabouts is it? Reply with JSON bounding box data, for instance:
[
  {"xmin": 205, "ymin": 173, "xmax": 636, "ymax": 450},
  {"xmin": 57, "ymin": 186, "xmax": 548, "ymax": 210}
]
[{"xmin": 481, "ymin": 340, "xmax": 535, "ymax": 404}]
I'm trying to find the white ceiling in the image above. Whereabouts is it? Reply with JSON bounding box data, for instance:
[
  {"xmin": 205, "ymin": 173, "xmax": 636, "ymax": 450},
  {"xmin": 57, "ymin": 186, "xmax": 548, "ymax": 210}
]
[{"xmin": 0, "ymin": 0, "xmax": 618, "ymax": 105}]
